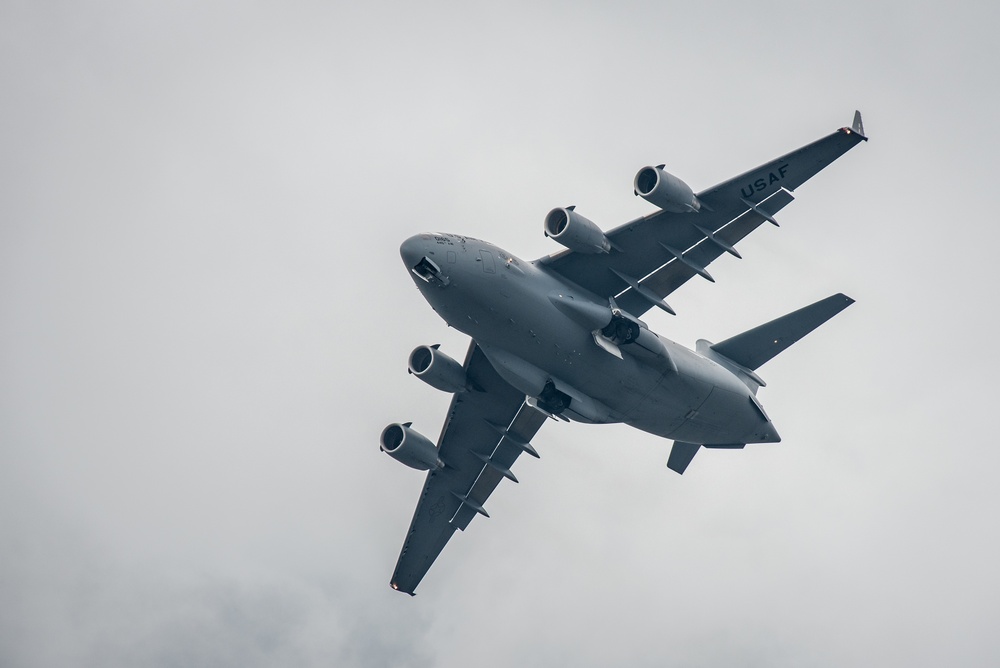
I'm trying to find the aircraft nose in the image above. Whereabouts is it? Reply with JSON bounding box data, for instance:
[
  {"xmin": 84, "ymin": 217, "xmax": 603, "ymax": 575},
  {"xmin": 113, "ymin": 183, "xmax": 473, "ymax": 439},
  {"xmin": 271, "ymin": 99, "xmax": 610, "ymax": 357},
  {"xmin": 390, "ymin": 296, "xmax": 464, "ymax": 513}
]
[
  {"xmin": 400, "ymin": 234, "xmax": 451, "ymax": 287},
  {"xmin": 399, "ymin": 235, "xmax": 426, "ymax": 269}
]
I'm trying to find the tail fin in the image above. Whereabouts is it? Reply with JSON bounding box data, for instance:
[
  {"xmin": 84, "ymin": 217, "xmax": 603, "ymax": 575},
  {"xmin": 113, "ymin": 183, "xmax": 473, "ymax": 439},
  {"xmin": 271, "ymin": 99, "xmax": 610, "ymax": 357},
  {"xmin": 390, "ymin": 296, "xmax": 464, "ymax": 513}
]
[{"xmin": 709, "ymin": 293, "xmax": 854, "ymax": 372}]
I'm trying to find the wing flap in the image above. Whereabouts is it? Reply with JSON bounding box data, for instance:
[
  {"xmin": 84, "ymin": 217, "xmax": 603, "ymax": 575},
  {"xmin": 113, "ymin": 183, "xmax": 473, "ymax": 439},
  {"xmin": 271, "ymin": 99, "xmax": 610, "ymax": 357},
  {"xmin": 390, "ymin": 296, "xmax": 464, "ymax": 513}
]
[
  {"xmin": 450, "ymin": 404, "xmax": 548, "ymax": 530},
  {"xmin": 615, "ymin": 189, "xmax": 795, "ymax": 316}
]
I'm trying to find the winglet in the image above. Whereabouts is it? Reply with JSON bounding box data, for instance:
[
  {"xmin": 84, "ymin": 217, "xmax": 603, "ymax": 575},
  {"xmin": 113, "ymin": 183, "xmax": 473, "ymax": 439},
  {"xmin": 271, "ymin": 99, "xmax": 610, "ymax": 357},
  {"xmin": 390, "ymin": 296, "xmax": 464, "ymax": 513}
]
[{"xmin": 849, "ymin": 110, "xmax": 868, "ymax": 141}]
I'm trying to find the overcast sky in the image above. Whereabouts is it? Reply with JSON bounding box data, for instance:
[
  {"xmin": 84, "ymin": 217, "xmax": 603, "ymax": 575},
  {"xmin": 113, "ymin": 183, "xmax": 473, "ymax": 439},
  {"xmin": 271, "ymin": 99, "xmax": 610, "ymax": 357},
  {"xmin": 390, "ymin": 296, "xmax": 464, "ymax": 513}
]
[{"xmin": 3, "ymin": 1, "xmax": 999, "ymax": 666}]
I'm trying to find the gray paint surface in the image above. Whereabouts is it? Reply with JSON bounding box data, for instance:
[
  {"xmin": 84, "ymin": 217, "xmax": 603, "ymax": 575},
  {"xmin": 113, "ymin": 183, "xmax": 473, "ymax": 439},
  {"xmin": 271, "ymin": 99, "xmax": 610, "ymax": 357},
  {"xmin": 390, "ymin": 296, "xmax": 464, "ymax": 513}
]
[
  {"xmin": 3, "ymin": 2, "xmax": 1000, "ymax": 667},
  {"xmin": 388, "ymin": 122, "xmax": 861, "ymax": 591}
]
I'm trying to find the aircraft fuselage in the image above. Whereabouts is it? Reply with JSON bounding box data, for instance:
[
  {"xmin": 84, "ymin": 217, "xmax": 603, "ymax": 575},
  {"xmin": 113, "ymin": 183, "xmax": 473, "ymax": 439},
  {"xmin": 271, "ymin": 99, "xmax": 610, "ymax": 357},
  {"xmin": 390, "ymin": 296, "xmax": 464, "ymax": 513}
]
[{"xmin": 400, "ymin": 232, "xmax": 779, "ymax": 446}]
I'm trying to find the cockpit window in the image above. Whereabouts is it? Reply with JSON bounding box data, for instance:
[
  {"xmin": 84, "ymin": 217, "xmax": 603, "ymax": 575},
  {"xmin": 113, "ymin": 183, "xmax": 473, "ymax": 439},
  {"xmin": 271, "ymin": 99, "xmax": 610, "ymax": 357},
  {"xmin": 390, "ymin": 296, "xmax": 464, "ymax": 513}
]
[
  {"xmin": 480, "ymin": 250, "xmax": 496, "ymax": 274},
  {"xmin": 412, "ymin": 257, "xmax": 449, "ymax": 286}
]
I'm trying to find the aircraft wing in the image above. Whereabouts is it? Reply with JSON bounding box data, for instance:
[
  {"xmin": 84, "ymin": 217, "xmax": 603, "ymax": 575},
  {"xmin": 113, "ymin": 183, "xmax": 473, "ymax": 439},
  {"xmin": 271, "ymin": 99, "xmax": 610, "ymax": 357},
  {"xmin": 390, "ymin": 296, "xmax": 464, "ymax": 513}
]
[
  {"xmin": 390, "ymin": 342, "xmax": 548, "ymax": 595},
  {"xmin": 538, "ymin": 114, "xmax": 867, "ymax": 317}
]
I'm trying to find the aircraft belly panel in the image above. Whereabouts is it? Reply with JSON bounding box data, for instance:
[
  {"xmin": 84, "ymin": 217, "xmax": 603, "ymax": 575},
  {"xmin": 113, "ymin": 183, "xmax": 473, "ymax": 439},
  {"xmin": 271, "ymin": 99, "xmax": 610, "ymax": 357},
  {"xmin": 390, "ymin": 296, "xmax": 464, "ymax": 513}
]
[
  {"xmin": 470, "ymin": 276, "xmax": 665, "ymax": 422},
  {"xmin": 626, "ymin": 371, "xmax": 712, "ymax": 438},
  {"xmin": 670, "ymin": 385, "xmax": 756, "ymax": 444},
  {"xmin": 582, "ymin": 358, "xmax": 668, "ymax": 422},
  {"xmin": 477, "ymin": 331, "xmax": 659, "ymax": 423}
]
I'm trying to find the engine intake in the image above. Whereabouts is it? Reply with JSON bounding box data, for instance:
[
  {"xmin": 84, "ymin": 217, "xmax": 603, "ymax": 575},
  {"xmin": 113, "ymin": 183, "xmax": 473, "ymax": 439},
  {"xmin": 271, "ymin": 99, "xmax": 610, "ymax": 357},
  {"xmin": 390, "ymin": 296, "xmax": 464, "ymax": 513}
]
[
  {"xmin": 380, "ymin": 423, "xmax": 444, "ymax": 471},
  {"xmin": 544, "ymin": 207, "xmax": 612, "ymax": 254},
  {"xmin": 634, "ymin": 166, "xmax": 701, "ymax": 213},
  {"xmin": 408, "ymin": 344, "xmax": 467, "ymax": 393}
]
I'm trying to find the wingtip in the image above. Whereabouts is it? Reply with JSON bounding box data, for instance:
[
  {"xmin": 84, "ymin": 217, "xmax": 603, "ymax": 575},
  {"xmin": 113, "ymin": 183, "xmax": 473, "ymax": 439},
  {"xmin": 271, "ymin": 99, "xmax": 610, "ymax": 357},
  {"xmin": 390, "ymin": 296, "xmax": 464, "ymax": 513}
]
[
  {"xmin": 390, "ymin": 582, "xmax": 416, "ymax": 596},
  {"xmin": 848, "ymin": 110, "xmax": 868, "ymax": 140},
  {"xmin": 835, "ymin": 292, "xmax": 856, "ymax": 306}
]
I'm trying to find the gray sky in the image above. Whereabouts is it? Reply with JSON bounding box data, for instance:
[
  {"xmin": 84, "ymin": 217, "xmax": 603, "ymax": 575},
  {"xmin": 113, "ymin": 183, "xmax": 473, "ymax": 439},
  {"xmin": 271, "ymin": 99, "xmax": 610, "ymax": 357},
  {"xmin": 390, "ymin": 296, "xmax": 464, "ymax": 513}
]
[{"xmin": 2, "ymin": 1, "xmax": 999, "ymax": 666}]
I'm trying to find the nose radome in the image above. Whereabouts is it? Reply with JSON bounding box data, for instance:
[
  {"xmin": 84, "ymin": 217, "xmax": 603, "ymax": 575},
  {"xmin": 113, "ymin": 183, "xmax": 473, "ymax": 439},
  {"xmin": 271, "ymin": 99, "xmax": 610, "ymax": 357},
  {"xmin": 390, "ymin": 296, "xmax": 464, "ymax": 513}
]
[{"xmin": 399, "ymin": 235, "xmax": 425, "ymax": 268}]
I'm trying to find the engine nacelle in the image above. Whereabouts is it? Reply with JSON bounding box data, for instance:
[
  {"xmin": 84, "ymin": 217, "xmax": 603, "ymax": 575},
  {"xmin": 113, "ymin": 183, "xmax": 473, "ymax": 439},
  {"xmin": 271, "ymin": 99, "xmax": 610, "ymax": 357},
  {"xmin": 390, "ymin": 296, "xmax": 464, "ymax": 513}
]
[
  {"xmin": 408, "ymin": 344, "xmax": 467, "ymax": 393},
  {"xmin": 543, "ymin": 207, "xmax": 612, "ymax": 254},
  {"xmin": 380, "ymin": 423, "xmax": 444, "ymax": 471},
  {"xmin": 633, "ymin": 166, "xmax": 701, "ymax": 213}
]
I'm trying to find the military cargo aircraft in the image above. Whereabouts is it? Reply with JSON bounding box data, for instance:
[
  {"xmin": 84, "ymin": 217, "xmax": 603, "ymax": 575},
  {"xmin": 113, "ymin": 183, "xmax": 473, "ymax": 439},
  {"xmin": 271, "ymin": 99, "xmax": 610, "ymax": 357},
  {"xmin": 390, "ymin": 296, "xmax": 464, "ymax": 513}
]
[{"xmin": 382, "ymin": 112, "xmax": 867, "ymax": 594}]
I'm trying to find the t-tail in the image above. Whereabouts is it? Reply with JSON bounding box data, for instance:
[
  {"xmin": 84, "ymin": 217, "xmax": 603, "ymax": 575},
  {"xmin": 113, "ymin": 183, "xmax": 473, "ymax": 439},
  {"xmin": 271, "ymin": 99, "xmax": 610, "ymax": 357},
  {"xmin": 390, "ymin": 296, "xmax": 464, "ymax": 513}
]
[{"xmin": 667, "ymin": 293, "xmax": 854, "ymax": 474}]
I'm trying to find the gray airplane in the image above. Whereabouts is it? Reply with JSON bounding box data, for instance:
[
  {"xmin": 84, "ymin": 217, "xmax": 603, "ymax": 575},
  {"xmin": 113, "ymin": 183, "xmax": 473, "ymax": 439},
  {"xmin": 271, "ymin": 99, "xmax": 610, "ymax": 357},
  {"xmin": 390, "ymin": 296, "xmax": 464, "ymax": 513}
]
[{"xmin": 382, "ymin": 112, "xmax": 867, "ymax": 595}]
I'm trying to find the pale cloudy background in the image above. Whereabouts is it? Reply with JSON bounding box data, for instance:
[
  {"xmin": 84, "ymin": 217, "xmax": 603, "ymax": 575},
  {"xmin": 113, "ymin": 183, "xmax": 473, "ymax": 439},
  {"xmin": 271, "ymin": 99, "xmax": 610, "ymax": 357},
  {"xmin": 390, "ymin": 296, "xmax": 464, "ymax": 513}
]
[{"xmin": 2, "ymin": 1, "xmax": 998, "ymax": 666}]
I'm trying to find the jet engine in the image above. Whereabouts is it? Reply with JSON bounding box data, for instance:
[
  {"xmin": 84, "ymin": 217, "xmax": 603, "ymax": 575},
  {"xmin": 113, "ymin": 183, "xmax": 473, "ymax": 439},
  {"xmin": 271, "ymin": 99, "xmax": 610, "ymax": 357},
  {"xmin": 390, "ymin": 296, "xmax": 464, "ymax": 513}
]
[
  {"xmin": 633, "ymin": 166, "xmax": 701, "ymax": 213},
  {"xmin": 543, "ymin": 207, "xmax": 612, "ymax": 254},
  {"xmin": 408, "ymin": 344, "xmax": 467, "ymax": 393},
  {"xmin": 380, "ymin": 423, "xmax": 444, "ymax": 471}
]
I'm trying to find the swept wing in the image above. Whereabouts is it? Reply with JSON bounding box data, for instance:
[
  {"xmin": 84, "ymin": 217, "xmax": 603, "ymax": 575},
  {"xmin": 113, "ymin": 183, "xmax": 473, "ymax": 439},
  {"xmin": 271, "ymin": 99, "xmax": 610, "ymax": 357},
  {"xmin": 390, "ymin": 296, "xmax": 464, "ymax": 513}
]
[
  {"xmin": 388, "ymin": 113, "xmax": 866, "ymax": 592},
  {"xmin": 390, "ymin": 343, "xmax": 547, "ymax": 594},
  {"xmin": 540, "ymin": 115, "xmax": 867, "ymax": 317}
]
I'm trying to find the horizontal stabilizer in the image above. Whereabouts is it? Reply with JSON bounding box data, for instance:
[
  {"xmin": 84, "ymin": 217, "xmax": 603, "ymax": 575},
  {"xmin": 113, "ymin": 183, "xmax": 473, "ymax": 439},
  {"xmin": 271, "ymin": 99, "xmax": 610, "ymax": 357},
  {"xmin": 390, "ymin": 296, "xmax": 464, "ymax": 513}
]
[
  {"xmin": 711, "ymin": 293, "xmax": 854, "ymax": 371},
  {"xmin": 667, "ymin": 441, "xmax": 700, "ymax": 474}
]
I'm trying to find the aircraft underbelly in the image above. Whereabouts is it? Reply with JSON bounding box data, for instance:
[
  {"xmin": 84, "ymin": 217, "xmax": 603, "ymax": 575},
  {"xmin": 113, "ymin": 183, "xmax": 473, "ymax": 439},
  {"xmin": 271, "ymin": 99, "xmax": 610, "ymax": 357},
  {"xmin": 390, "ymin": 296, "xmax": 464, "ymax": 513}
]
[
  {"xmin": 476, "ymin": 329, "xmax": 658, "ymax": 422},
  {"xmin": 623, "ymin": 345, "xmax": 762, "ymax": 442},
  {"xmin": 460, "ymin": 277, "xmax": 660, "ymax": 421},
  {"xmin": 427, "ymin": 256, "xmax": 761, "ymax": 441},
  {"xmin": 673, "ymin": 385, "xmax": 755, "ymax": 443},
  {"xmin": 619, "ymin": 371, "xmax": 702, "ymax": 432}
]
